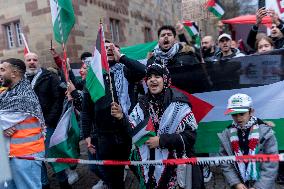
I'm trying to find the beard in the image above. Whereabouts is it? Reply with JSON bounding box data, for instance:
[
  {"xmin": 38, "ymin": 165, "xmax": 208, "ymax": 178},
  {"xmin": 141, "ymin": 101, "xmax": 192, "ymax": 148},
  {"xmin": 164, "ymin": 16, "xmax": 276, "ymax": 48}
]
[
  {"xmin": 202, "ymin": 47, "xmax": 211, "ymax": 55},
  {"xmin": 1, "ymin": 78, "xmax": 12, "ymax": 87},
  {"xmin": 26, "ymin": 68, "xmax": 39, "ymax": 76}
]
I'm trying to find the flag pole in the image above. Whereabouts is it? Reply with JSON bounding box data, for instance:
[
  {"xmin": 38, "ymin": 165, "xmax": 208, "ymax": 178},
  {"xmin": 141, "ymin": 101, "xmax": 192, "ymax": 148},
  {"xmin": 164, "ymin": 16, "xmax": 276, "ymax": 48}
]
[
  {"xmin": 20, "ymin": 33, "xmax": 30, "ymax": 53},
  {"xmin": 197, "ymin": 21, "xmax": 213, "ymax": 87},
  {"xmin": 55, "ymin": 0, "xmax": 69, "ymax": 82},
  {"xmin": 100, "ymin": 18, "xmax": 115, "ymax": 102}
]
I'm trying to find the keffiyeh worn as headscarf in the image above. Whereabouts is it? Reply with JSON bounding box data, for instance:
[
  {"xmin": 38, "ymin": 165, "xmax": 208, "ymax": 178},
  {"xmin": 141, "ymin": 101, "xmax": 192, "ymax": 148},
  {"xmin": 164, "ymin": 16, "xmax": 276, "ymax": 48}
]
[
  {"xmin": 0, "ymin": 79, "xmax": 45, "ymax": 127},
  {"xmin": 146, "ymin": 63, "xmax": 171, "ymax": 89},
  {"xmin": 145, "ymin": 64, "xmax": 172, "ymax": 129},
  {"xmin": 153, "ymin": 43, "xmax": 180, "ymax": 65}
]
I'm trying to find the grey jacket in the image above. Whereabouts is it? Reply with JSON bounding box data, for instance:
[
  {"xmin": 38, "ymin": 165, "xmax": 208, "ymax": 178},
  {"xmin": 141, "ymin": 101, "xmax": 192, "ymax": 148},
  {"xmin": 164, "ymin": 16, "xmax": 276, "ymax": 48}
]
[{"xmin": 217, "ymin": 120, "xmax": 278, "ymax": 189}]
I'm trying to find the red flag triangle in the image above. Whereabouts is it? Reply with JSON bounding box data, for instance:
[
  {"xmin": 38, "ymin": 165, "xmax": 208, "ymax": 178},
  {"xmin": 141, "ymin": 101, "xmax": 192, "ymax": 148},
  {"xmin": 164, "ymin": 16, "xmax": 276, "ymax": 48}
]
[
  {"xmin": 171, "ymin": 86, "xmax": 214, "ymax": 123},
  {"xmin": 205, "ymin": 0, "xmax": 216, "ymax": 8},
  {"xmin": 146, "ymin": 117, "xmax": 155, "ymax": 132}
]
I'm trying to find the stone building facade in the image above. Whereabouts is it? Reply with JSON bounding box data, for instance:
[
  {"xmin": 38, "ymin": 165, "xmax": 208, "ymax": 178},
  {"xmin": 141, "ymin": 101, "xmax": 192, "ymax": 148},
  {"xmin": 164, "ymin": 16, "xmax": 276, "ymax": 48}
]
[{"xmin": 0, "ymin": 0, "xmax": 181, "ymax": 65}]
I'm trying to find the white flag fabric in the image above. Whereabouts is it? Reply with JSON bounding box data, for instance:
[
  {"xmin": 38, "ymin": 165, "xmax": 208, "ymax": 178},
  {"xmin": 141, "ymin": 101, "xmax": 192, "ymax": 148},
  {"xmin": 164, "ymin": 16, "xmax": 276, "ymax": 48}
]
[
  {"xmin": 265, "ymin": 0, "xmax": 284, "ymax": 20},
  {"xmin": 0, "ymin": 128, "xmax": 11, "ymax": 183}
]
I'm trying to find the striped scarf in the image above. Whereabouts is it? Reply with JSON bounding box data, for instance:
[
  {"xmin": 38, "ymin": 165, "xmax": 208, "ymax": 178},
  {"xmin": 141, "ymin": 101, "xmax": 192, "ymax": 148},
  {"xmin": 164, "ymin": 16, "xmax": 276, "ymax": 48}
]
[{"xmin": 230, "ymin": 116, "xmax": 260, "ymax": 182}]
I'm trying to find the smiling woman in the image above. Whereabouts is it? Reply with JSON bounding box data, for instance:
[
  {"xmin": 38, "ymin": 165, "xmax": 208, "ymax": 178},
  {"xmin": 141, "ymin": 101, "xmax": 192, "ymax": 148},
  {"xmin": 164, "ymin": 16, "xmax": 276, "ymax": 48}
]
[{"xmin": 111, "ymin": 63, "xmax": 204, "ymax": 188}]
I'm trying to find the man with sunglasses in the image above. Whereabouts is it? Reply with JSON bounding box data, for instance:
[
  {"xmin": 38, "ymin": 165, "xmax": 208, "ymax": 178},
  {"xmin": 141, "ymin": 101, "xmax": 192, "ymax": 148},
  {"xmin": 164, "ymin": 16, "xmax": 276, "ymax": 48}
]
[{"xmin": 218, "ymin": 93, "xmax": 278, "ymax": 189}]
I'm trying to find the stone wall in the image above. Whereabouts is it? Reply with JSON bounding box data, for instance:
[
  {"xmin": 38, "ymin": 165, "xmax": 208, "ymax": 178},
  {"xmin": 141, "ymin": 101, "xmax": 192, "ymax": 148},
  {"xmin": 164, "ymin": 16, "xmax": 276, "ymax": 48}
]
[{"xmin": 0, "ymin": 0, "xmax": 181, "ymax": 66}]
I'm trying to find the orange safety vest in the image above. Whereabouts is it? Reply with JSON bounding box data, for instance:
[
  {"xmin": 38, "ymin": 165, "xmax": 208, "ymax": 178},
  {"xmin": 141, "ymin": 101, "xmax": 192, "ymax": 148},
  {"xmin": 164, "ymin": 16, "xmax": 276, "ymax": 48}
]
[{"xmin": 10, "ymin": 116, "xmax": 45, "ymax": 156}]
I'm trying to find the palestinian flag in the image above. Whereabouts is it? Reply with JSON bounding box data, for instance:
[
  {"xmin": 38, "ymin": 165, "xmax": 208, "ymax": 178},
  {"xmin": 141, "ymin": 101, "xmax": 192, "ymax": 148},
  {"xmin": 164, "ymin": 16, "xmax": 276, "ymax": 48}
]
[
  {"xmin": 186, "ymin": 49, "xmax": 284, "ymax": 153},
  {"xmin": 49, "ymin": 105, "xmax": 80, "ymax": 173},
  {"xmin": 50, "ymin": 0, "xmax": 75, "ymax": 44},
  {"xmin": 183, "ymin": 20, "xmax": 201, "ymax": 47},
  {"xmin": 132, "ymin": 117, "xmax": 156, "ymax": 147},
  {"xmin": 86, "ymin": 24, "xmax": 109, "ymax": 102},
  {"xmin": 205, "ymin": 0, "xmax": 225, "ymax": 19}
]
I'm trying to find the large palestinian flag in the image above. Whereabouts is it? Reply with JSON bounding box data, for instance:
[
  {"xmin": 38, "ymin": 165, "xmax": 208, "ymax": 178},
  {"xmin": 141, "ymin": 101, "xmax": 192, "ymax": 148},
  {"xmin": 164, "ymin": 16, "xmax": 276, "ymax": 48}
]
[
  {"xmin": 187, "ymin": 50, "xmax": 284, "ymax": 153},
  {"xmin": 121, "ymin": 47, "xmax": 284, "ymax": 153},
  {"xmin": 165, "ymin": 50, "xmax": 284, "ymax": 153}
]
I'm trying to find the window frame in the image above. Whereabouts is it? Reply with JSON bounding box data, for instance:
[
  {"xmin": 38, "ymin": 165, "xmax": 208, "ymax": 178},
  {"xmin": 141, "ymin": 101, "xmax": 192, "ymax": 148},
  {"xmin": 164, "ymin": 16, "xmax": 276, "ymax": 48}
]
[
  {"xmin": 109, "ymin": 18, "xmax": 120, "ymax": 43},
  {"xmin": 3, "ymin": 20, "xmax": 23, "ymax": 49}
]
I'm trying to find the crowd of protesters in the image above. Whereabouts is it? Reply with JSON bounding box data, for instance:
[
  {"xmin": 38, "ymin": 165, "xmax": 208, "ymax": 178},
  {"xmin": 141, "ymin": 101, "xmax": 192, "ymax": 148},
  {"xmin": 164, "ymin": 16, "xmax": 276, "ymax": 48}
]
[{"xmin": 0, "ymin": 7, "xmax": 283, "ymax": 189}]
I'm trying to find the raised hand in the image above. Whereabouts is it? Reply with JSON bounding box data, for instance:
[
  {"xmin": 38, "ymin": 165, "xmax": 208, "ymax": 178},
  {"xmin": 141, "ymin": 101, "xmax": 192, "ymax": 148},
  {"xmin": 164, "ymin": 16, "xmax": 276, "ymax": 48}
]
[
  {"xmin": 256, "ymin": 7, "xmax": 267, "ymax": 26},
  {"xmin": 268, "ymin": 9, "xmax": 281, "ymax": 26}
]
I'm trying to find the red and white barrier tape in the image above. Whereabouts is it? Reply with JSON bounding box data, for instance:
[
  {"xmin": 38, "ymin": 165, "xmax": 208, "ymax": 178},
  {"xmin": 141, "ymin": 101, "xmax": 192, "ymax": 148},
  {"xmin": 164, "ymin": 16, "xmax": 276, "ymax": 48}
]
[{"xmin": 11, "ymin": 153, "xmax": 284, "ymax": 166}]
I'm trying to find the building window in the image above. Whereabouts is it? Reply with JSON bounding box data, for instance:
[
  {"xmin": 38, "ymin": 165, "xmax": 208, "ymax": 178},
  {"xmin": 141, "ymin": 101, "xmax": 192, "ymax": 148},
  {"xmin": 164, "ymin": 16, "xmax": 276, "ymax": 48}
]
[
  {"xmin": 15, "ymin": 22, "xmax": 23, "ymax": 46},
  {"xmin": 4, "ymin": 21, "xmax": 23, "ymax": 49},
  {"xmin": 144, "ymin": 27, "xmax": 152, "ymax": 42},
  {"xmin": 110, "ymin": 18, "xmax": 120, "ymax": 43}
]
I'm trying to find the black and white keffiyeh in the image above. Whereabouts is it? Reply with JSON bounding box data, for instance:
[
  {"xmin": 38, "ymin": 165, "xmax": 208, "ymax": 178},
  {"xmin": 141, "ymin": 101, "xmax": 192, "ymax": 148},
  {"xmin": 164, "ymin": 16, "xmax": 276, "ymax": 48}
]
[
  {"xmin": 25, "ymin": 68, "xmax": 42, "ymax": 89},
  {"xmin": 0, "ymin": 79, "xmax": 45, "ymax": 126},
  {"xmin": 110, "ymin": 63, "xmax": 131, "ymax": 115},
  {"xmin": 153, "ymin": 43, "xmax": 180, "ymax": 65}
]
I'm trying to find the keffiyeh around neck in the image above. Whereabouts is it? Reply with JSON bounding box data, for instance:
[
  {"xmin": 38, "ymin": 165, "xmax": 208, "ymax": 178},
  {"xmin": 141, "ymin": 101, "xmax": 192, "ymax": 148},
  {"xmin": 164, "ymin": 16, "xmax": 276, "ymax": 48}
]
[
  {"xmin": 25, "ymin": 68, "xmax": 42, "ymax": 89},
  {"xmin": 0, "ymin": 79, "xmax": 45, "ymax": 127},
  {"xmin": 153, "ymin": 43, "xmax": 180, "ymax": 65}
]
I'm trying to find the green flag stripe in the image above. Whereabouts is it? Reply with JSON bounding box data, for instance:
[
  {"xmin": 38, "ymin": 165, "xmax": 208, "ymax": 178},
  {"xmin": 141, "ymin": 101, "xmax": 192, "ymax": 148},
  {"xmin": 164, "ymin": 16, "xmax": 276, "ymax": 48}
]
[
  {"xmin": 86, "ymin": 67, "xmax": 105, "ymax": 102},
  {"xmin": 195, "ymin": 118, "xmax": 284, "ymax": 153},
  {"xmin": 208, "ymin": 7, "xmax": 223, "ymax": 19}
]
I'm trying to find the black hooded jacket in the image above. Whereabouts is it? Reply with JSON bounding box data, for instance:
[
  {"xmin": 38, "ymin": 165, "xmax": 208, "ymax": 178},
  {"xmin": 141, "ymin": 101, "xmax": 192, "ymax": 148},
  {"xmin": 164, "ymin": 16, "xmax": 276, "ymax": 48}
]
[
  {"xmin": 247, "ymin": 24, "xmax": 284, "ymax": 50},
  {"xmin": 27, "ymin": 69, "xmax": 64, "ymax": 128}
]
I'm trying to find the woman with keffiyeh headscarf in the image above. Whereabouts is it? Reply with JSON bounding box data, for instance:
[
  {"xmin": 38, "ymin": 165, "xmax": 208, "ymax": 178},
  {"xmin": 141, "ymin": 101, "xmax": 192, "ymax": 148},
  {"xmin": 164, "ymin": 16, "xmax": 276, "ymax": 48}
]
[{"xmin": 111, "ymin": 64, "xmax": 204, "ymax": 189}]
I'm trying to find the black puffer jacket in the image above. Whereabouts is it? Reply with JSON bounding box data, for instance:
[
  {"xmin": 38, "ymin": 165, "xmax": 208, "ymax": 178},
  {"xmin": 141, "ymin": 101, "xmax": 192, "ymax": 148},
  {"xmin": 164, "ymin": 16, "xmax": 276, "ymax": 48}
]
[{"xmin": 27, "ymin": 69, "xmax": 64, "ymax": 128}]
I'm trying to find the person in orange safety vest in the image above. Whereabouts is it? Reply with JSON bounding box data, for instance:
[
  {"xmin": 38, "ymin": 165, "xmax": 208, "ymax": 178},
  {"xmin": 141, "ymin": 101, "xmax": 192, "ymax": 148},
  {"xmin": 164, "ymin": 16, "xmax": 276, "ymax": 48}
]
[{"xmin": 0, "ymin": 58, "xmax": 45, "ymax": 189}]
